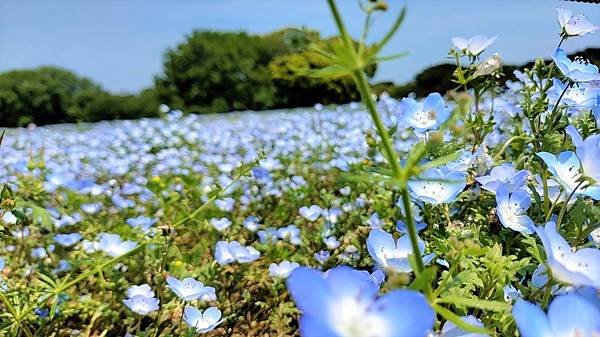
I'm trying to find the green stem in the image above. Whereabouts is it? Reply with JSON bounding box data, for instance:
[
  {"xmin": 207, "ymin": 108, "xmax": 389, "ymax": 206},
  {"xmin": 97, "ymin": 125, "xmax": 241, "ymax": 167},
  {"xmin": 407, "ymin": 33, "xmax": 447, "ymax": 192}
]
[
  {"xmin": 326, "ymin": 0, "xmax": 426, "ymax": 276},
  {"xmin": 556, "ymin": 181, "xmax": 584, "ymax": 228}
]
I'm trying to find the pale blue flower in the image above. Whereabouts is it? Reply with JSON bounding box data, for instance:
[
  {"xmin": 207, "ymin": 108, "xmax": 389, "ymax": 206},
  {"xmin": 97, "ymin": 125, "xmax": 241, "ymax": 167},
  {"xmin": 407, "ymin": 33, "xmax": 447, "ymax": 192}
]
[
  {"xmin": 54, "ymin": 233, "xmax": 83, "ymax": 247},
  {"xmin": 552, "ymin": 48, "xmax": 600, "ymax": 82},
  {"xmin": 366, "ymin": 212, "xmax": 383, "ymax": 229},
  {"xmin": 366, "ymin": 229, "xmax": 434, "ymax": 273},
  {"xmin": 513, "ymin": 294, "xmax": 600, "ymax": 337},
  {"xmin": 210, "ymin": 217, "xmax": 232, "ymax": 232},
  {"xmin": 401, "ymin": 93, "xmax": 453, "ymax": 131},
  {"xmin": 97, "ymin": 233, "xmax": 137, "ymax": 257},
  {"xmin": 503, "ymin": 284, "xmax": 521, "ymax": 302},
  {"xmin": 126, "ymin": 284, "xmax": 154, "ymax": 299},
  {"xmin": 314, "ymin": 250, "xmax": 331, "ymax": 264},
  {"xmin": 557, "ymin": 7, "xmax": 599, "ymax": 37},
  {"xmin": 278, "ymin": 225, "xmax": 302, "ymax": 245},
  {"xmin": 452, "ymin": 35, "xmax": 497, "ymax": 56},
  {"xmin": 299, "ymin": 205, "xmax": 322, "ymax": 222},
  {"xmin": 214, "ymin": 240, "xmax": 260, "ymax": 266},
  {"xmin": 166, "ymin": 276, "xmax": 216, "ymax": 302},
  {"xmin": 214, "ymin": 197, "xmax": 235, "ymax": 212},
  {"xmin": 475, "ymin": 163, "xmax": 529, "ymax": 193},
  {"xmin": 126, "ymin": 216, "xmax": 156, "ymax": 232},
  {"xmin": 183, "ymin": 306, "xmax": 222, "ymax": 333},
  {"xmin": 243, "ymin": 216, "xmax": 260, "ymax": 232},
  {"xmin": 269, "ymin": 261, "xmax": 300, "ymax": 278},
  {"xmin": 536, "ymin": 222, "xmax": 600, "ymax": 289},
  {"xmin": 408, "ymin": 167, "xmax": 466, "ymax": 204},
  {"xmin": 324, "ymin": 236, "xmax": 340, "ymax": 250},
  {"xmin": 123, "ymin": 284, "xmax": 159, "ymax": 316},
  {"xmin": 440, "ymin": 315, "xmax": 488, "ymax": 337},
  {"xmin": 286, "ymin": 266, "xmax": 435, "ymax": 337},
  {"xmin": 537, "ymin": 151, "xmax": 600, "ymax": 200},
  {"xmin": 495, "ymin": 185, "xmax": 535, "ymax": 234}
]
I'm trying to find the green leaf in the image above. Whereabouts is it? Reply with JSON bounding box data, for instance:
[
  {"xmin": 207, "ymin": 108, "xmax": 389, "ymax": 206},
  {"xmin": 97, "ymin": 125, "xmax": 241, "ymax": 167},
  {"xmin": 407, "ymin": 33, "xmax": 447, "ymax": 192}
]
[
  {"xmin": 437, "ymin": 295, "xmax": 511, "ymax": 312},
  {"xmin": 409, "ymin": 267, "xmax": 436, "ymax": 291},
  {"xmin": 373, "ymin": 51, "xmax": 409, "ymax": 63},
  {"xmin": 310, "ymin": 65, "xmax": 352, "ymax": 79}
]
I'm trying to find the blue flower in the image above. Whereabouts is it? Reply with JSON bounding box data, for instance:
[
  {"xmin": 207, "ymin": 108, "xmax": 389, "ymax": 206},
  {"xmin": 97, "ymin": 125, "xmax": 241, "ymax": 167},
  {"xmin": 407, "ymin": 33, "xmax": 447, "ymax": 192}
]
[
  {"xmin": 54, "ymin": 233, "xmax": 83, "ymax": 247},
  {"xmin": 552, "ymin": 48, "xmax": 600, "ymax": 82},
  {"xmin": 401, "ymin": 92, "xmax": 453, "ymax": 131},
  {"xmin": 556, "ymin": 8, "xmax": 599, "ymax": 37},
  {"xmin": 408, "ymin": 167, "xmax": 466, "ymax": 204},
  {"xmin": 210, "ymin": 217, "xmax": 232, "ymax": 232},
  {"xmin": 269, "ymin": 261, "xmax": 301, "ymax": 278},
  {"xmin": 475, "ymin": 163, "xmax": 529, "ymax": 194},
  {"xmin": 214, "ymin": 240, "xmax": 260, "ymax": 266},
  {"xmin": 566, "ymin": 125, "xmax": 600, "ymax": 186},
  {"xmin": 452, "ymin": 35, "xmax": 497, "ymax": 56},
  {"xmin": 366, "ymin": 229, "xmax": 434, "ymax": 273},
  {"xmin": 512, "ymin": 293, "xmax": 600, "ymax": 337},
  {"xmin": 286, "ymin": 266, "xmax": 435, "ymax": 337},
  {"xmin": 537, "ymin": 151, "xmax": 600, "ymax": 200},
  {"xmin": 299, "ymin": 205, "xmax": 322, "ymax": 222},
  {"xmin": 536, "ymin": 222, "xmax": 600, "ymax": 289},
  {"xmin": 126, "ymin": 216, "xmax": 156, "ymax": 233},
  {"xmin": 495, "ymin": 185, "xmax": 535, "ymax": 234},
  {"xmin": 183, "ymin": 306, "xmax": 222, "ymax": 333},
  {"xmin": 97, "ymin": 233, "xmax": 137, "ymax": 257},
  {"xmin": 166, "ymin": 276, "xmax": 216, "ymax": 302},
  {"xmin": 440, "ymin": 315, "xmax": 488, "ymax": 337},
  {"xmin": 123, "ymin": 284, "xmax": 159, "ymax": 316}
]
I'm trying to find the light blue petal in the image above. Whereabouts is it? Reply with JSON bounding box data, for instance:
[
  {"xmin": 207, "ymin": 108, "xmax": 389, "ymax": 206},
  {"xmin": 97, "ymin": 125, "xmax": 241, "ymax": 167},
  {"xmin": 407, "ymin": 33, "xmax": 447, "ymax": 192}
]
[
  {"xmin": 512, "ymin": 300, "xmax": 551, "ymax": 337},
  {"xmin": 370, "ymin": 290, "xmax": 435, "ymax": 337},
  {"xmin": 286, "ymin": 267, "xmax": 329, "ymax": 318},
  {"xmin": 548, "ymin": 294, "xmax": 600, "ymax": 335},
  {"xmin": 326, "ymin": 266, "xmax": 379, "ymax": 301},
  {"xmin": 298, "ymin": 315, "xmax": 340, "ymax": 337}
]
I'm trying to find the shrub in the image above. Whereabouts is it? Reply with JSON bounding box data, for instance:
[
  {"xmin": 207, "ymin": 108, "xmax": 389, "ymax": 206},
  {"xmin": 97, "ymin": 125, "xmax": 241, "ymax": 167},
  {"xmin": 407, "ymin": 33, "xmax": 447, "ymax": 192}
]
[{"xmin": 0, "ymin": 67, "xmax": 103, "ymax": 126}]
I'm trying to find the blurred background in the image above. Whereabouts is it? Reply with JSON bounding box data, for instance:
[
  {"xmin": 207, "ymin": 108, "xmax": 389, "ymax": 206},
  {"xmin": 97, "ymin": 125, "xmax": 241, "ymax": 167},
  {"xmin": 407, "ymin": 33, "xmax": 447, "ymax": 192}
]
[{"xmin": 0, "ymin": 0, "xmax": 599, "ymax": 126}]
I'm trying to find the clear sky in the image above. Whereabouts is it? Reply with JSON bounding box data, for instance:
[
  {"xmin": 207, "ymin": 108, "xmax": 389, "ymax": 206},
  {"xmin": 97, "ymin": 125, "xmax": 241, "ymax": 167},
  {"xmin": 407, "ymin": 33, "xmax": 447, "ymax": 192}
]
[{"xmin": 1, "ymin": 0, "xmax": 598, "ymax": 93}]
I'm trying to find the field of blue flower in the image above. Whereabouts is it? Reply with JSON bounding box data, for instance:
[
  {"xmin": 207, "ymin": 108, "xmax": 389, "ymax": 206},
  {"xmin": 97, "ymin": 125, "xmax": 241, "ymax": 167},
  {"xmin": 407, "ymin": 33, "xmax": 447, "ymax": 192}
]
[{"xmin": 1, "ymin": 1, "xmax": 600, "ymax": 337}]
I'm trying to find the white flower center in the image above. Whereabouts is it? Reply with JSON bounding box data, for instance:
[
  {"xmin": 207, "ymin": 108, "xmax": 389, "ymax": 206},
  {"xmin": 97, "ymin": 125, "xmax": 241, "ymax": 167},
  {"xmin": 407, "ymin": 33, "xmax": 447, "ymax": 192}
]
[{"xmin": 329, "ymin": 297, "xmax": 388, "ymax": 337}]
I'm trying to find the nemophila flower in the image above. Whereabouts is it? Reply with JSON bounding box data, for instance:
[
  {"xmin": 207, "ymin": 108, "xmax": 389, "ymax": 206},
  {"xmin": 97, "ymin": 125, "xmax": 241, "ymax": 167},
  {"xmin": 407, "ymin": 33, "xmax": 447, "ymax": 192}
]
[
  {"xmin": 339, "ymin": 186, "xmax": 351, "ymax": 196},
  {"xmin": 54, "ymin": 260, "xmax": 71, "ymax": 274},
  {"xmin": 408, "ymin": 167, "xmax": 466, "ymax": 205},
  {"xmin": 549, "ymin": 79, "xmax": 600, "ymax": 111},
  {"xmin": 314, "ymin": 250, "xmax": 331, "ymax": 264},
  {"xmin": 278, "ymin": 225, "xmax": 302, "ymax": 245},
  {"xmin": 97, "ymin": 233, "xmax": 137, "ymax": 257},
  {"xmin": 214, "ymin": 197, "xmax": 234, "ymax": 212},
  {"xmin": 440, "ymin": 315, "xmax": 488, "ymax": 337},
  {"xmin": 513, "ymin": 293, "xmax": 600, "ymax": 337},
  {"xmin": 503, "ymin": 284, "xmax": 521, "ymax": 302},
  {"xmin": 537, "ymin": 151, "xmax": 600, "ymax": 200},
  {"xmin": 243, "ymin": 216, "xmax": 260, "ymax": 232},
  {"xmin": 123, "ymin": 295, "xmax": 159, "ymax": 316},
  {"xmin": 401, "ymin": 92, "xmax": 452, "ymax": 131},
  {"xmin": 556, "ymin": 7, "xmax": 599, "ymax": 38},
  {"xmin": 475, "ymin": 163, "xmax": 530, "ymax": 194},
  {"xmin": 214, "ymin": 240, "xmax": 260, "ymax": 266},
  {"xmin": 286, "ymin": 266, "xmax": 435, "ymax": 337},
  {"xmin": 324, "ymin": 236, "xmax": 340, "ymax": 250},
  {"xmin": 367, "ymin": 229, "xmax": 434, "ymax": 273},
  {"xmin": 210, "ymin": 217, "xmax": 232, "ymax": 232},
  {"xmin": 566, "ymin": 125, "xmax": 600, "ymax": 184},
  {"xmin": 552, "ymin": 48, "xmax": 600, "ymax": 82},
  {"xmin": 166, "ymin": 276, "xmax": 216, "ymax": 302},
  {"xmin": 323, "ymin": 208, "xmax": 343, "ymax": 224},
  {"xmin": 395, "ymin": 220, "xmax": 427, "ymax": 234},
  {"xmin": 452, "ymin": 35, "xmax": 497, "ymax": 56},
  {"xmin": 536, "ymin": 222, "xmax": 600, "ymax": 289},
  {"xmin": 396, "ymin": 198, "xmax": 424, "ymax": 222},
  {"xmin": 123, "ymin": 284, "xmax": 159, "ymax": 316},
  {"xmin": 54, "ymin": 233, "xmax": 83, "ymax": 247},
  {"xmin": 590, "ymin": 227, "xmax": 600, "ymax": 246},
  {"xmin": 80, "ymin": 203, "xmax": 101, "ymax": 214},
  {"xmin": 126, "ymin": 215, "xmax": 156, "ymax": 233},
  {"xmin": 299, "ymin": 205, "xmax": 322, "ymax": 222},
  {"xmin": 126, "ymin": 284, "xmax": 154, "ymax": 298},
  {"xmin": 183, "ymin": 306, "xmax": 222, "ymax": 333},
  {"xmin": 366, "ymin": 212, "xmax": 383, "ymax": 229},
  {"xmin": 269, "ymin": 261, "xmax": 300, "ymax": 278},
  {"xmin": 0, "ymin": 257, "xmax": 4, "ymax": 271},
  {"xmin": 257, "ymin": 228, "xmax": 279, "ymax": 244},
  {"xmin": 495, "ymin": 185, "xmax": 534, "ymax": 234}
]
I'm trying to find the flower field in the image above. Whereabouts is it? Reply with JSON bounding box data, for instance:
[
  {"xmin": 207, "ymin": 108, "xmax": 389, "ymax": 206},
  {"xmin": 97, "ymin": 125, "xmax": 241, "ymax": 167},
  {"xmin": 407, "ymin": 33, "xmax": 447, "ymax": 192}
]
[{"xmin": 1, "ymin": 2, "xmax": 600, "ymax": 337}]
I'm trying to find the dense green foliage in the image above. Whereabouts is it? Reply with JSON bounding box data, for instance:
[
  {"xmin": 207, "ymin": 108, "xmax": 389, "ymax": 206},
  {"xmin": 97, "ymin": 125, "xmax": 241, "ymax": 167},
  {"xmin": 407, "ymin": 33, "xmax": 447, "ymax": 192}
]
[{"xmin": 0, "ymin": 67, "xmax": 161, "ymax": 127}]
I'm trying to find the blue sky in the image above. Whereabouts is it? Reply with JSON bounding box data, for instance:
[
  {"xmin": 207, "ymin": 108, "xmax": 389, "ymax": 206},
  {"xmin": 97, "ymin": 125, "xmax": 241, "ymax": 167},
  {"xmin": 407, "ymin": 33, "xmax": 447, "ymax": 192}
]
[{"xmin": 1, "ymin": 0, "xmax": 598, "ymax": 93}]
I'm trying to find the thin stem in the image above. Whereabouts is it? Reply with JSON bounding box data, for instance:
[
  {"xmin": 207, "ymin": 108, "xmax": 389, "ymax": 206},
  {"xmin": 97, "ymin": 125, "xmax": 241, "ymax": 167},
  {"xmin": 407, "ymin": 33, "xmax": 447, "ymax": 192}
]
[
  {"xmin": 492, "ymin": 135, "xmax": 530, "ymax": 161},
  {"xmin": 556, "ymin": 180, "xmax": 585, "ymax": 228}
]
